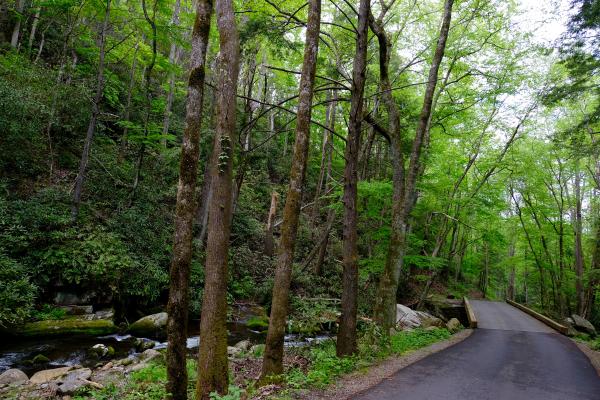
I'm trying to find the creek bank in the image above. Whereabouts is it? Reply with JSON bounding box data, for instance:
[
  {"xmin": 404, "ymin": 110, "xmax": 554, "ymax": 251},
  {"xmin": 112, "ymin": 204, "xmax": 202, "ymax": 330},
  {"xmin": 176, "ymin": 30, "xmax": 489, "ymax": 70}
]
[{"xmin": 0, "ymin": 348, "xmax": 165, "ymax": 399}]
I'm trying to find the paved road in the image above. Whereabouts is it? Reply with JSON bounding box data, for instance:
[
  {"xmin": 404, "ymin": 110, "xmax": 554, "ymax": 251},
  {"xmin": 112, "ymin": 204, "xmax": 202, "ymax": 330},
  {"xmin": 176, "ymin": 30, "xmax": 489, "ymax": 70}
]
[{"xmin": 354, "ymin": 300, "xmax": 600, "ymax": 400}]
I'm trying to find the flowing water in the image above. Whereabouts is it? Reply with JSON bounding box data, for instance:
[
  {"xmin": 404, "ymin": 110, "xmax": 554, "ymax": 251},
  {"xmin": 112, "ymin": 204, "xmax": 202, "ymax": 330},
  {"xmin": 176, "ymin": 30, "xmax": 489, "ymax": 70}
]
[{"xmin": 0, "ymin": 321, "xmax": 331, "ymax": 376}]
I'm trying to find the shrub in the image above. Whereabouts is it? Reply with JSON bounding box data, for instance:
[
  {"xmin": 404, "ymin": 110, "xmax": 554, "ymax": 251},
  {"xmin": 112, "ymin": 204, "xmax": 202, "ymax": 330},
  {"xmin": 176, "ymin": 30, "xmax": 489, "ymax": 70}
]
[{"xmin": 0, "ymin": 252, "xmax": 36, "ymax": 327}]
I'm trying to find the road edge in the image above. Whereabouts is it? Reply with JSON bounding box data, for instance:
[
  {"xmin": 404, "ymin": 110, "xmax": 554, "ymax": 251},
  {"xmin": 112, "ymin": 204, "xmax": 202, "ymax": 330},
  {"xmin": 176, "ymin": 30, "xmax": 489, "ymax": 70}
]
[
  {"xmin": 295, "ymin": 329, "xmax": 473, "ymax": 400},
  {"xmin": 573, "ymin": 340, "xmax": 600, "ymax": 377},
  {"xmin": 505, "ymin": 299, "xmax": 568, "ymax": 334}
]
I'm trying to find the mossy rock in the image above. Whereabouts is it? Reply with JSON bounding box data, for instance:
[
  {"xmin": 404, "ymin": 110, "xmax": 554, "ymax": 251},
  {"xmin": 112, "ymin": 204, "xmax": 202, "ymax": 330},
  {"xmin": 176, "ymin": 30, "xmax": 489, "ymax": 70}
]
[
  {"xmin": 128, "ymin": 312, "xmax": 168, "ymax": 338},
  {"xmin": 32, "ymin": 354, "xmax": 50, "ymax": 364},
  {"xmin": 18, "ymin": 318, "xmax": 117, "ymax": 337},
  {"xmin": 246, "ymin": 316, "xmax": 269, "ymax": 331}
]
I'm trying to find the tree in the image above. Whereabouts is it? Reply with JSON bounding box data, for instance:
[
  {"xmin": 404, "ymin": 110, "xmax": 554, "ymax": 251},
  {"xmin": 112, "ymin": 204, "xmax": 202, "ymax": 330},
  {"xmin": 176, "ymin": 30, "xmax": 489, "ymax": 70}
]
[
  {"xmin": 336, "ymin": 0, "xmax": 369, "ymax": 357},
  {"xmin": 71, "ymin": 0, "xmax": 111, "ymax": 221},
  {"xmin": 374, "ymin": 0, "xmax": 455, "ymax": 330},
  {"xmin": 196, "ymin": 0, "xmax": 240, "ymax": 396},
  {"xmin": 261, "ymin": 0, "xmax": 322, "ymax": 380},
  {"xmin": 166, "ymin": 0, "xmax": 212, "ymax": 398}
]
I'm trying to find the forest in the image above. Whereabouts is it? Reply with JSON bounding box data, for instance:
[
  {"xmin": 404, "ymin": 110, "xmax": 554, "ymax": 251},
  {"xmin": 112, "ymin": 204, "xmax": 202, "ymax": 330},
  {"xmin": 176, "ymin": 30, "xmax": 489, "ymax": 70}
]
[{"xmin": 0, "ymin": 0, "xmax": 599, "ymax": 398}]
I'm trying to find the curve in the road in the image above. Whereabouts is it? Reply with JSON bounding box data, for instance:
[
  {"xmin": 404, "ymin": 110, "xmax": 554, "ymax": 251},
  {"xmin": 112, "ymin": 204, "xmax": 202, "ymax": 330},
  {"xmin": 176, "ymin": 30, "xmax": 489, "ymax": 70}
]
[{"xmin": 353, "ymin": 300, "xmax": 600, "ymax": 400}]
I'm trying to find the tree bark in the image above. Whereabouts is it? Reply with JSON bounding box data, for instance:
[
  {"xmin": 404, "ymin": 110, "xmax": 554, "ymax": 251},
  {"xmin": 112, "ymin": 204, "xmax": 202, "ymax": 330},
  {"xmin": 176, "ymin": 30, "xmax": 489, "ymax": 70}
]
[
  {"xmin": 71, "ymin": 0, "xmax": 111, "ymax": 221},
  {"xmin": 264, "ymin": 191, "xmax": 279, "ymax": 257},
  {"xmin": 162, "ymin": 0, "xmax": 182, "ymax": 147},
  {"xmin": 574, "ymin": 165, "xmax": 585, "ymax": 315},
  {"xmin": 10, "ymin": 0, "xmax": 25, "ymax": 48},
  {"xmin": 260, "ymin": 0, "xmax": 321, "ymax": 380},
  {"xmin": 118, "ymin": 41, "xmax": 140, "ymax": 162},
  {"xmin": 165, "ymin": 0, "xmax": 212, "ymax": 398},
  {"xmin": 336, "ymin": 0, "xmax": 369, "ymax": 357},
  {"xmin": 374, "ymin": 0, "xmax": 455, "ymax": 330},
  {"xmin": 27, "ymin": 6, "xmax": 40, "ymax": 52},
  {"xmin": 196, "ymin": 0, "xmax": 240, "ymax": 395}
]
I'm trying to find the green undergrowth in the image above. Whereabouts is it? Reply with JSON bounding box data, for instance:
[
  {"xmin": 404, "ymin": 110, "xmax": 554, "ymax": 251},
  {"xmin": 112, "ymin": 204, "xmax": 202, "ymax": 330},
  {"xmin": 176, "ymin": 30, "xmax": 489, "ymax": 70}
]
[
  {"xmin": 574, "ymin": 333, "xmax": 600, "ymax": 351},
  {"xmin": 284, "ymin": 327, "xmax": 451, "ymax": 390},
  {"xmin": 74, "ymin": 360, "xmax": 197, "ymax": 400},
  {"xmin": 74, "ymin": 327, "xmax": 451, "ymax": 400}
]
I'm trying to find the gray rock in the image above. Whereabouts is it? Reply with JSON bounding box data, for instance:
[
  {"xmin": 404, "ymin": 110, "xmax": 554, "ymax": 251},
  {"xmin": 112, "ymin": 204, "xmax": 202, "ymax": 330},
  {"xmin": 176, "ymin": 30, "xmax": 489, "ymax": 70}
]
[
  {"xmin": 53, "ymin": 292, "xmax": 94, "ymax": 306},
  {"xmin": 227, "ymin": 346, "xmax": 243, "ymax": 357},
  {"xmin": 139, "ymin": 349, "xmax": 162, "ymax": 363},
  {"xmin": 396, "ymin": 304, "xmax": 443, "ymax": 330},
  {"xmin": 57, "ymin": 379, "xmax": 89, "ymax": 395},
  {"xmin": 0, "ymin": 369, "xmax": 29, "ymax": 385},
  {"xmin": 94, "ymin": 309, "xmax": 114, "ymax": 320},
  {"xmin": 30, "ymin": 367, "xmax": 72, "ymax": 384},
  {"xmin": 135, "ymin": 338, "xmax": 156, "ymax": 352},
  {"xmin": 249, "ymin": 344, "xmax": 265, "ymax": 356},
  {"xmin": 128, "ymin": 312, "xmax": 168, "ymax": 338},
  {"xmin": 446, "ymin": 318, "xmax": 462, "ymax": 333},
  {"xmin": 234, "ymin": 340, "xmax": 251, "ymax": 351},
  {"xmin": 63, "ymin": 368, "xmax": 92, "ymax": 382},
  {"xmin": 59, "ymin": 305, "xmax": 93, "ymax": 315},
  {"xmin": 89, "ymin": 344, "xmax": 114, "ymax": 358},
  {"xmin": 571, "ymin": 314, "xmax": 596, "ymax": 336},
  {"xmin": 91, "ymin": 369, "xmax": 125, "ymax": 386}
]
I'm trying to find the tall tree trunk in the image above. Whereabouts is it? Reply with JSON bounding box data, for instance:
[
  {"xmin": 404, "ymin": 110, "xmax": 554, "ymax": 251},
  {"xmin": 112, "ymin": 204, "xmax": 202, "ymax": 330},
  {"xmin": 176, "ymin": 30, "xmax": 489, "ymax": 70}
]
[
  {"xmin": 336, "ymin": 0, "xmax": 369, "ymax": 357},
  {"xmin": 260, "ymin": 0, "xmax": 321, "ymax": 380},
  {"xmin": 71, "ymin": 0, "xmax": 111, "ymax": 221},
  {"xmin": 196, "ymin": 0, "xmax": 240, "ymax": 395},
  {"xmin": 162, "ymin": 0, "xmax": 182, "ymax": 147},
  {"xmin": 374, "ymin": 0, "xmax": 455, "ymax": 330},
  {"xmin": 574, "ymin": 165, "xmax": 585, "ymax": 315},
  {"xmin": 165, "ymin": 0, "xmax": 212, "ymax": 398},
  {"xmin": 10, "ymin": 0, "xmax": 24, "ymax": 48},
  {"xmin": 118, "ymin": 41, "xmax": 140, "ymax": 162},
  {"xmin": 264, "ymin": 191, "xmax": 279, "ymax": 257},
  {"xmin": 27, "ymin": 6, "xmax": 40, "ymax": 52}
]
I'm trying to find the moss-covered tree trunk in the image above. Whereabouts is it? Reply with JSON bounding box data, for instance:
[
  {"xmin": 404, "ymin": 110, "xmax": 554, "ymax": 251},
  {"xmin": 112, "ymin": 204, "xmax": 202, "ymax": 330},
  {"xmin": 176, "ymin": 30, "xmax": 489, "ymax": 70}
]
[
  {"xmin": 260, "ymin": 0, "xmax": 321, "ymax": 380},
  {"xmin": 336, "ymin": 0, "xmax": 369, "ymax": 357},
  {"xmin": 165, "ymin": 0, "xmax": 212, "ymax": 398},
  {"xmin": 196, "ymin": 0, "xmax": 240, "ymax": 396}
]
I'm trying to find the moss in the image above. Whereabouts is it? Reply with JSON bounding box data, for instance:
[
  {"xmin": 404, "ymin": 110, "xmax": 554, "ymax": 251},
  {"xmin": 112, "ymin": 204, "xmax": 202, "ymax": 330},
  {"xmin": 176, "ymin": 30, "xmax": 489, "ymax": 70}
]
[
  {"xmin": 246, "ymin": 315, "xmax": 269, "ymax": 331},
  {"xmin": 32, "ymin": 354, "xmax": 50, "ymax": 363},
  {"xmin": 18, "ymin": 318, "xmax": 116, "ymax": 337}
]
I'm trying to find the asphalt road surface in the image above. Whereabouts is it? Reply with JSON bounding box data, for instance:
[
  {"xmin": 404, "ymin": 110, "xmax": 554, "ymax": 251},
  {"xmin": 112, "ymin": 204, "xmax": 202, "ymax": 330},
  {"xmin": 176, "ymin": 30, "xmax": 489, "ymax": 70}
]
[{"xmin": 353, "ymin": 300, "xmax": 600, "ymax": 400}]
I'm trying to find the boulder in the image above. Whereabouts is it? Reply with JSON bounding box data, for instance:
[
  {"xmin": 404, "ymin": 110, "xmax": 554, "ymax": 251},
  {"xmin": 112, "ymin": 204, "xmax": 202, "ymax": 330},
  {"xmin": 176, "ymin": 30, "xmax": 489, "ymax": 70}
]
[
  {"xmin": 0, "ymin": 369, "xmax": 29, "ymax": 385},
  {"xmin": 94, "ymin": 309, "xmax": 114, "ymax": 320},
  {"xmin": 18, "ymin": 318, "xmax": 116, "ymax": 337},
  {"xmin": 139, "ymin": 349, "xmax": 162, "ymax": 363},
  {"xmin": 446, "ymin": 318, "xmax": 462, "ymax": 333},
  {"xmin": 135, "ymin": 338, "xmax": 157, "ymax": 352},
  {"xmin": 227, "ymin": 346, "xmax": 243, "ymax": 357},
  {"xmin": 89, "ymin": 344, "xmax": 114, "ymax": 358},
  {"xmin": 53, "ymin": 292, "xmax": 94, "ymax": 306},
  {"xmin": 571, "ymin": 314, "xmax": 596, "ymax": 336},
  {"xmin": 396, "ymin": 304, "xmax": 443, "ymax": 330},
  {"xmin": 64, "ymin": 368, "xmax": 91, "ymax": 381},
  {"xmin": 58, "ymin": 305, "xmax": 93, "ymax": 315},
  {"xmin": 234, "ymin": 340, "xmax": 251, "ymax": 351},
  {"xmin": 30, "ymin": 367, "xmax": 72, "ymax": 384},
  {"xmin": 32, "ymin": 354, "xmax": 50, "ymax": 364},
  {"xmin": 128, "ymin": 312, "xmax": 168, "ymax": 338}
]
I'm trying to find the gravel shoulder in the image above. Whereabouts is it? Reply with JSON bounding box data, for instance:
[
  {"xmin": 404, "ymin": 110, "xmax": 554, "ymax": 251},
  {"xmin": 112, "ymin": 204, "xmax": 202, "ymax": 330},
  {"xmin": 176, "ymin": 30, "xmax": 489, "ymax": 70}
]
[{"xmin": 295, "ymin": 329, "xmax": 473, "ymax": 400}]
